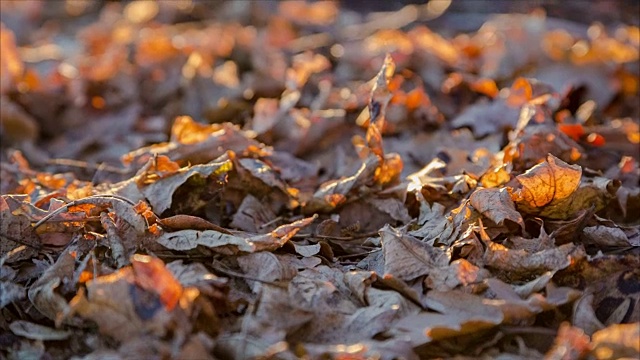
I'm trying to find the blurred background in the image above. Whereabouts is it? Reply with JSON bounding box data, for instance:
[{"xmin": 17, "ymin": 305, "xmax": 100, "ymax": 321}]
[{"xmin": 1, "ymin": 0, "xmax": 638, "ymax": 181}]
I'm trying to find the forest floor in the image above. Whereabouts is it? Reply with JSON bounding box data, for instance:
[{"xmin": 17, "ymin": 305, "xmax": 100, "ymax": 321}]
[{"xmin": 1, "ymin": 1, "xmax": 639, "ymax": 359}]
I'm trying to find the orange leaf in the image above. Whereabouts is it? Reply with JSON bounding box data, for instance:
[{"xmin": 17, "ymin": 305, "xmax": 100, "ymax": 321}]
[
  {"xmin": 171, "ymin": 116, "xmax": 222, "ymax": 145},
  {"xmin": 0, "ymin": 25, "xmax": 24, "ymax": 93},
  {"xmin": 586, "ymin": 132, "xmax": 606, "ymax": 147},
  {"xmin": 131, "ymin": 254, "xmax": 183, "ymax": 311},
  {"xmin": 405, "ymin": 87, "xmax": 428, "ymax": 111},
  {"xmin": 470, "ymin": 78, "xmax": 499, "ymax": 98},
  {"xmin": 324, "ymin": 193, "xmax": 346, "ymax": 208},
  {"xmin": 558, "ymin": 123, "xmax": 585, "ymax": 141},
  {"xmin": 514, "ymin": 154, "xmax": 582, "ymax": 208},
  {"xmin": 506, "ymin": 78, "xmax": 533, "ymax": 107}
]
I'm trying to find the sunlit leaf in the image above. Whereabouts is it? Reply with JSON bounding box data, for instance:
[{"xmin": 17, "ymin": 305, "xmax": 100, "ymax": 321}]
[
  {"xmin": 514, "ymin": 154, "xmax": 582, "ymax": 208},
  {"xmin": 131, "ymin": 254, "xmax": 183, "ymax": 311},
  {"xmin": 592, "ymin": 323, "xmax": 640, "ymax": 359}
]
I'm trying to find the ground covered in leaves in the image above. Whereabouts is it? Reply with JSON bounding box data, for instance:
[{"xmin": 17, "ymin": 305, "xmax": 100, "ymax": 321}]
[{"xmin": 1, "ymin": 1, "xmax": 639, "ymax": 359}]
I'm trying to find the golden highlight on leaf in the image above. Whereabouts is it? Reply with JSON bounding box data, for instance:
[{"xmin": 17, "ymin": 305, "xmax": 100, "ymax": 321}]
[
  {"xmin": 515, "ymin": 154, "xmax": 582, "ymax": 208},
  {"xmin": 2, "ymin": 3, "xmax": 639, "ymax": 358}
]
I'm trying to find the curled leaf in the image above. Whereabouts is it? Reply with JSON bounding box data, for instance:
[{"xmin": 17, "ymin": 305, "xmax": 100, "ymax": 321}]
[{"xmin": 515, "ymin": 154, "xmax": 582, "ymax": 208}]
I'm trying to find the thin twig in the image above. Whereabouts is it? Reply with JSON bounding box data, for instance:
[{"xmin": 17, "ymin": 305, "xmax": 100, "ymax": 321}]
[
  {"xmin": 0, "ymin": 162, "xmax": 38, "ymax": 177},
  {"xmin": 337, "ymin": 248, "xmax": 381, "ymax": 260},
  {"xmin": 0, "ymin": 235, "xmax": 41, "ymax": 250},
  {"xmin": 293, "ymin": 231, "xmax": 379, "ymax": 241},
  {"xmin": 37, "ymin": 216, "xmax": 102, "ymax": 223},
  {"xmin": 211, "ymin": 263, "xmax": 287, "ymax": 288},
  {"xmin": 154, "ymin": 253, "xmax": 212, "ymax": 259},
  {"xmin": 259, "ymin": 216, "xmax": 283, "ymax": 229},
  {"xmin": 500, "ymin": 326, "xmax": 558, "ymax": 336},
  {"xmin": 46, "ymin": 158, "xmax": 130, "ymax": 174}
]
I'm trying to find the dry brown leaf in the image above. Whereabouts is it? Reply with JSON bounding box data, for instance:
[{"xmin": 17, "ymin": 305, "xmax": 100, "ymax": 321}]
[
  {"xmin": 514, "ymin": 154, "xmax": 582, "ymax": 209},
  {"xmin": 380, "ymin": 225, "xmax": 449, "ymax": 281},
  {"xmin": 299, "ymin": 339, "xmax": 418, "ymax": 360},
  {"xmin": 166, "ymin": 260, "xmax": 227, "ymax": 289},
  {"xmin": 582, "ymin": 224, "xmax": 637, "ymax": 247},
  {"xmin": 292, "ymin": 243, "xmax": 321, "ymax": 257},
  {"xmin": 230, "ymin": 194, "xmax": 278, "ymax": 232},
  {"xmin": 410, "ymin": 200, "xmax": 479, "ymax": 247},
  {"xmin": 122, "ymin": 120, "xmax": 262, "ymax": 167},
  {"xmin": 27, "ymin": 251, "xmax": 74, "ymax": 322},
  {"xmin": 156, "ymin": 229, "xmax": 257, "ymax": 254},
  {"xmin": 68, "ymin": 269, "xmax": 154, "ymax": 342},
  {"xmin": 140, "ymin": 160, "xmax": 232, "ymax": 214},
  {"xmin": 1, "ymin": 4, "xmax": 638, "ymax": 359},
  {"xmin": 343, "ymin": 270, "xmax": 377, "ymax": 306},
  {"xmin": 392, "ymin": 290, "xmax": 504, "ymax": 346},
  {"xmin": 544, "ymin": 322, "xmax": 591, "ymax": 360},
  {"xmin": 451, "ymin": 99, "xmax": 522, "ymax": 138},
  {"xmin": 0, "ymin": 195, "xmax": 40, "ymax": 262},
  {"xmin": 365, "ymin": 197, "xmax": 411, "ymax": 223},
  {"xmin": 131, "ymin": 254, "xmax": 183, "ymax": 312},
  {"xmin": 539, "ymin": 177, "xmax": 620, "ymax": 219},
  {"xmin": 306, "ymin": 155, "xmax": 380, "ymax": 213},
  {"xmin": 157, "ymin": 214, "xmax": 230, "ymax": 233},
  {"xmin": 100, "ymin": 212, "xmax": 129, "ymax": 268},
  {"xmin": 290, "ymin": 286, "xmax": 420, "ymax": 344},
  {"xmin": 213, "ymin": 333, "xmax": 295, "ymax": 360},
  {"xmin": 470, "ymin": 187, "xmax": 525, "ymax": 230},
  {"xmin": 237, "ymin": 252, "xmax": 298, "ymax": 292},
  {"xmin": 233, "ymin": 157, "xmax": 299, "ymax": 209},
  {"xmin": 157, "ymin": 215, "xmax": 315, "ymax": 254},
  {"xmin": 483, "ymin": 240, "xmax": 584, "ymax": 276},
  {"xmin": 9, "ymin": 320, "xmax": 71, "ymax": 341},
  {"xmin": 242, "ymin": 285, "xmax": 314, "ymax": 340},
  {"xmin": 572, "ymin": 293, "xmax": 606, "ymax": 336},
  {"xmin": 369, "ymin": 53, "xmax": 395, "ymax": 129},
  {"xmin": 425, "ymin": 259, "xmax": 490, "ymax": 291},
  {"xmin": 0, "ymin": 279, "xmax": 25, "ymax": 307}
]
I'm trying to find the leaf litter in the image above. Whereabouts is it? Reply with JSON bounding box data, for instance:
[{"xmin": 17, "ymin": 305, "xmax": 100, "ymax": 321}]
[{"xmin": 0, "ymin": 1, "xmax": 639, "ymax": 359}]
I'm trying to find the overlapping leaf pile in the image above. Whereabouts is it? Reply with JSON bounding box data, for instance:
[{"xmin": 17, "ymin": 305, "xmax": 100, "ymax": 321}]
[{"xmin": 1, "ymin": 2, "xmax": 639, "ymax": 359}]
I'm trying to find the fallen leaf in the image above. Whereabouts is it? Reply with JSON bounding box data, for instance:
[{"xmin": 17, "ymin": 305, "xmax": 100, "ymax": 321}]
[
  {"xmin": 237, "ymin": 252, "xmax": 298, "ymax": 292},
  {"xmin": 1, "ymin": 4, "xmax": 638, "ymax": 358},
  {"xmin": 544, "ymin": 322, "xmax": 591, "ymax": 360},
  {"xmin": 306, "ymin": 155, "xmax": 380, "ymax": 213},
  {"xmin": 229, "ymin": 194, "xmax": 278, "ymax": 232},
  {"xmin": 27, "ymin": 251, "xmax": 74, "ymax": 322},
  {"xmin": 292, "ymin": 243, "xmax": 321, "ymax": 257},
  {"xmin": 483, "ymin": 240, "xmax": 584, "ymax": 277},
  {"xmin": 392, "ymin": 291, "xmax": 504, "ymax": 346},
  {"xmin": 381, "ymin": 225, "xmax": 449, "ymax": 281},
  {"xmin": 425, "ymin": 259, "xmax": 490, "ymax": 291},
  {"xmin": 9, "ymin": 320, "xmax": 72, "ymax": 341},
  {"xmin": 131, "ymin": 254, "xmax": 183, "ymax": 311},
  {"xmin": 591, "ymin": 323, "xmax": 640, "ymax": 360},
  {"xmin": 514, "ymin": 154, "xmax": 582, "ymax": 209},
  {"xmin": 0, "ymin": 280, "xmax": 25, "ymax": 307},
  {"xmin": 140, "ymin": 160, "xmax": 232, "ymax": 214},
  {"xmin": 470, "ymin": 187, "xmax": 525, "ymax": 230},
  {"xmin": 156, "ymin": 215, "xmax": 316, "ymax": 254}
]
